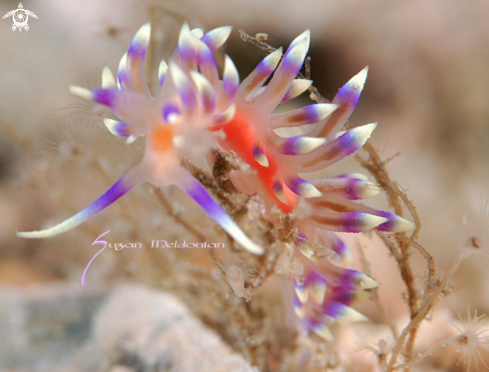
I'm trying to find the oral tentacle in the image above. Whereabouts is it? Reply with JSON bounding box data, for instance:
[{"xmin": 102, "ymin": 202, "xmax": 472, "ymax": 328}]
[
  {"xmin": 175, "ymin": 170, "xmax": 264, "ymax": 255},
  {"xmin": 16, "ymin": 164, "xmax": 146, "ymax": 239}
]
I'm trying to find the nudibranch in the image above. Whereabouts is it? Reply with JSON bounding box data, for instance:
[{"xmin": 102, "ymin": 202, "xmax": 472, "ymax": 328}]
[{"xmin": 15, "ymin": 22, "xmax": 415, "ymax": 338}]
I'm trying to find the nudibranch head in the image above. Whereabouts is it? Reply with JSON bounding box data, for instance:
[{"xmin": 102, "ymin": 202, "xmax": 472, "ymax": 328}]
[
  {"xmin": 68, "ymin": 23, "xmax": 240, "ymax": 188},
  {"xmin": 16, "ymin": 22, "xmax": 264, "ymax": 257}
]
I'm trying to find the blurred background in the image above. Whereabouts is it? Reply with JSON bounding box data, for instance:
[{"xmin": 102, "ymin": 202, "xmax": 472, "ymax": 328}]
[{"xmin": 1, "ymin": 0, "xmax": 489, "ymax": 371}]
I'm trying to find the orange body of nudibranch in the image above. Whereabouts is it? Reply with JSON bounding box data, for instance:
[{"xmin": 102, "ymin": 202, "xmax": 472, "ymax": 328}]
[
  {"xmin": 216, "ymin": 107, "xmax": 297, "ymax": 214},
  {"xmin": 152, "ymin": 126, "xmax": 175, "ymax": 152}
]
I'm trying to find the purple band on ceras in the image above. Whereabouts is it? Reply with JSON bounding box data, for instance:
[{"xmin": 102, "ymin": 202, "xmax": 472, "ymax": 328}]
[
  {"xmin": 93, "ymin": 88, "xmax": 117, "ymax": 108},
  {"xmin": 162, "ymin": 102, "xmax": 181, "ymax": 123}
]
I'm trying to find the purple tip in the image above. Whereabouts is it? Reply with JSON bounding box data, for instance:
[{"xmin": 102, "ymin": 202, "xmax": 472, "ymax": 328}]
[
  {"xmin": 337, "ymin": 268, "xmax": 366, "ymax": 290},
  {"xmin": 318, "ymin": 299, "xmax": 348, "ymax": 319},
  {"xmin": 330, "ymin": 234, "xmax": 350, "ymax": 259},
  {"xmin": 114, "ymin": 122, "xmax": 132, "ymax": 137},
  {"xmin": 329, "ymin": 287, "xmax": 356, "ymax": 306},
  {"xmin": 128, "ymin": 42, "xmax": 147, "ymax": 59},
  {"xmin": 162, "ymin": 102, "xmax": 181, "ymax": 122},
  {"xmin": 335, "ymin": 84, "xmax": 361, "ymax": 108},
  {"xmin": 374, "ymin": 211, "xmax": 397, "ymax": 232},
  {"xmin": 197, "ymin": 42, "xmax": 214, "ymax": 66},
  {"xmin": 93, "ymin": 88, "xmax": 116, "ymax": 107},
  {"xmin": 281, "ymin": 137, "xmax": 301, "ymax": 155}
]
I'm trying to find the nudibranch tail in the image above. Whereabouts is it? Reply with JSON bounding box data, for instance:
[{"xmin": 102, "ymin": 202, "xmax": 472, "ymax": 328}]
[
  {"xmin": 15, "ymin": 164, "xmax": 146, "ymax": 239},
  {"xmin": 174, "ymin": 170, "xmax": 264, "ymax": 255}
]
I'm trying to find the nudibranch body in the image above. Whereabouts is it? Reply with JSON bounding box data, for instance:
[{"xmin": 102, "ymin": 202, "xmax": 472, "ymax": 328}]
[
  {"xmin": 16, "ymin": 22, "xmax": 415, "ymax": 338},
  {"xmin": 204, "ymin": 26, "xmax": 416, "ymax": 337}
]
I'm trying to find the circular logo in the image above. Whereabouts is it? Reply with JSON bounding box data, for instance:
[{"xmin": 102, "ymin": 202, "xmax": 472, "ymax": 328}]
[{"xmin": 12, "ymin": 9, "xmax": 28, "ymax": 28}]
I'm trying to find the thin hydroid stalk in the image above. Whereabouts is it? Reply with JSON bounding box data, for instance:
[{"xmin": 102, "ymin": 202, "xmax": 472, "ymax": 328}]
[
  {"xmin": 386, "ymin": 253, "xmax": 463, "ymax": 372},
  {"xmin": 393, "ymin": 335, "xmax": 460, "ymax": 370}
]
